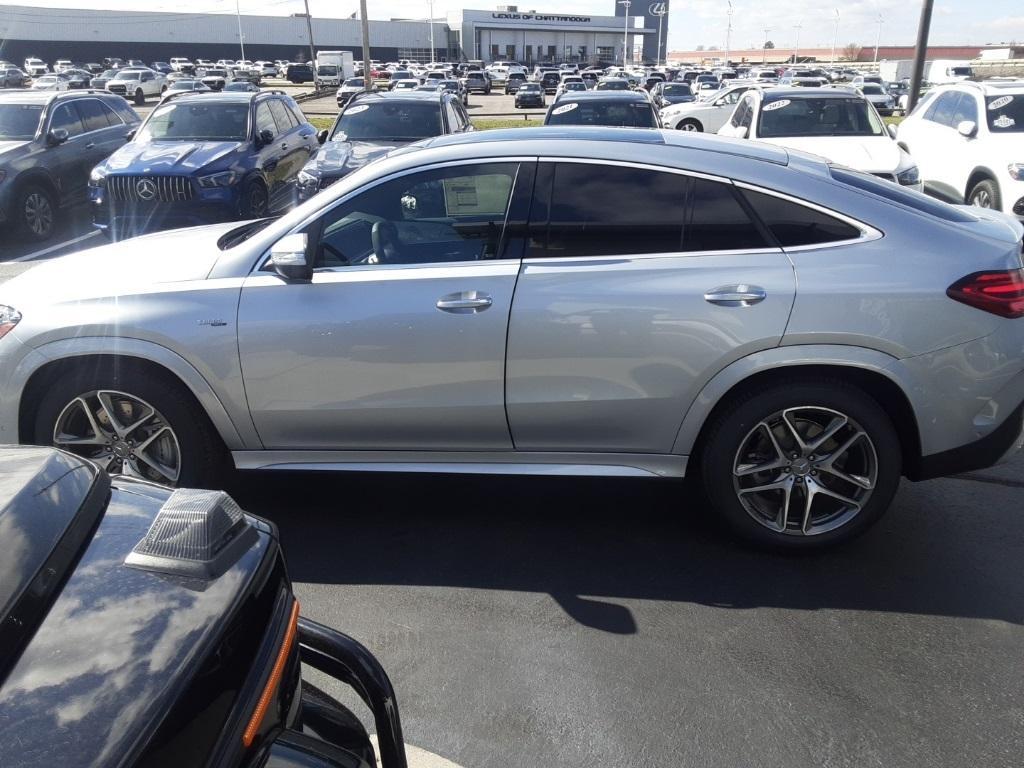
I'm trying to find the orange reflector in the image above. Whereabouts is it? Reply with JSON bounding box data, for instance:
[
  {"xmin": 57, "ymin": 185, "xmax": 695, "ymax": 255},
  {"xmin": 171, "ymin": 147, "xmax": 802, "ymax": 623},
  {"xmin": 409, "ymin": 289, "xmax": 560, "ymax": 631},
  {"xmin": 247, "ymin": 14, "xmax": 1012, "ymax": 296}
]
[{"xmin": 243, "ymin": 598, "xmax": 300, "ymax": 748}]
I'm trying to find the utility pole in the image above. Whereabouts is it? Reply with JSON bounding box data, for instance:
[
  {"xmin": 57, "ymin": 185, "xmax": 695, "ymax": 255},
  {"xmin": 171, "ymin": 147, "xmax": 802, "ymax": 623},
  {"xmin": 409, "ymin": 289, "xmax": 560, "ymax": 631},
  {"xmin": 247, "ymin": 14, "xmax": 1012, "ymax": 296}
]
[
  {"xmin": 873, "ymin": 13, "xmax": 883, "ymax": 63},
  {"xmin": 830, "ymin": 8, "xmax": 839, "ymax": 66},
  {"xmin": 302, "ymin": 0, "xmax": 315, "ymax": 71},
  {"xmin": 428, "ymin": 0, "xmax": 435, "ymax": 64},
  {"xmin": 360, "ymin": 0, "xmax": 372, "ymax": 91},
  {"xmin": 724, "ymin": 1, "xmax": 733, "ymax": 67},
  {"xmin": 619, "ymin": 0, "xmax": 631, "ymax": 68},
  {"xmin": 235, "ymin": 0, "xmax": 246, "ymax": 62},
  {"xmin": 762, "ymin": 26, "xmax": 770, "ymax": 65},
  {"xmin": 907, "ymin": 0, "xmax": 934, "ymax": 113},
  {"xmin": 652, "ymin": 3, "xmax": 667, "ymax": 67},
  {"xmin": 792, "ymin": 22, "xmax": 801, "ymax": 65}
]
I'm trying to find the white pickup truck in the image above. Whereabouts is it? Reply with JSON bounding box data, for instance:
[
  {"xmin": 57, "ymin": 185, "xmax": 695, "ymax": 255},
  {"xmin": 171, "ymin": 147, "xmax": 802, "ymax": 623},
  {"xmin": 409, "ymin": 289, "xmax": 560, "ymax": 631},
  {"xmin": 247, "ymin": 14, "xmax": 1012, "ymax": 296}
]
[{"xmin": 105, "ymin": 68, "xmax": 167, "ymax": 105}]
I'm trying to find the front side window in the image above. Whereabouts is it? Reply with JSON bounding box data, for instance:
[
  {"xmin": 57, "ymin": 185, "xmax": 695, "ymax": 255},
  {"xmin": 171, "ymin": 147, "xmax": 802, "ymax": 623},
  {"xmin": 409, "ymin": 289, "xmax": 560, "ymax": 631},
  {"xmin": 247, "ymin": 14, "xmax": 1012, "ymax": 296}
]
[
  {"xmin": 49, "ymin": 103, "xmax": 83, "ymax": 137},
  {"xmin": 138, "ymin": 102, "xmax": 249, "ymax": 142},
  {"xmin": 311, "ymin": 163, "xmax": 520, "ymax": 268},
  {"xmin": 330, "ymin": 101, "xmax": 443, "ymax": 142},
  {"xmin": 255, "ymin": 102, "xmax": 277, "ymax": 138},
  {"xmin": 924, "ymin": 91, "xmax": 960, "ymax": 127},
  {"xmin": 75, "ymin": 98, "xmax": 116, "ymax": 132},
  {"xmin": 951, "ymin": 93, "xmax": 978, "ymax": 126}
]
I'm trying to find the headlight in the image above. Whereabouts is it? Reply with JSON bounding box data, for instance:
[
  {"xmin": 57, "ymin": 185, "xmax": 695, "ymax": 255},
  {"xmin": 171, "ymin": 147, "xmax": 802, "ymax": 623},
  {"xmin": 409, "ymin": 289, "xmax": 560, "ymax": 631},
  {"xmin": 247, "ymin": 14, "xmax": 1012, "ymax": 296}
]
[
  {"xmin": 197, "ymin": 170, "xmax": 239, "ymax": 188},
  {"xmin": 297, "ymin": 169, "xmax": 319, "ymax": 186},
  {"xmin": 0, "ymin": 305, "xmax": 22, "ymax": 340},
  {"xmin": 1009, "ymin": 164, "xmax": 1024, "ymax": 181},
  {"xmin": 896, "ymin": 165, "xmax": 920, "ymax": 186},
  {"xmin": 89, "ymin": 165, "xmax": 107, "ymax": 186}
]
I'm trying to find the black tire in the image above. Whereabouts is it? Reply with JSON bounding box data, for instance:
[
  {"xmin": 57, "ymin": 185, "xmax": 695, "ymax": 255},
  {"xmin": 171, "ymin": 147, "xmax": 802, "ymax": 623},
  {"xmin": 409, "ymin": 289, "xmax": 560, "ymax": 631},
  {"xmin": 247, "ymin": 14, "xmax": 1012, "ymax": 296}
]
[
  {"xmin": 677, "ymin": 118, "xmax": 703, "ymax": 132},
  {"xmin": 14, "ymin": 182, "xmax": 56, "ymax": 242},
  {"xmin": 33, "ymin": 360, "xmax": 227, "ymax": 488},
  {"xmin": 134, "ymin": 88, "xmax": 145, "ymax": 105},
  {"xmin": 968, "ymin": 178, "xmax": 1001, "ymax": 210},
  {"xmin": 240, "ymin": 177, "xmax": 269, "ymax": 218},
  {"xmin": 699, "ymin": 378, "xmax": 902, "ymax": 551}
]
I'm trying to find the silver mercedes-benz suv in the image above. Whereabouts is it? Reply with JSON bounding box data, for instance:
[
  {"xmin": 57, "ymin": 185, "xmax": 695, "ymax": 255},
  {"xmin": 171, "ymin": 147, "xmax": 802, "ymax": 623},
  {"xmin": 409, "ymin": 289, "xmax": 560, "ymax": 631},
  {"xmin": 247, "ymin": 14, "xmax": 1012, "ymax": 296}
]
[{"xmin": 1, "ymin": 127, "xmax": 1023, "ymax": 549}]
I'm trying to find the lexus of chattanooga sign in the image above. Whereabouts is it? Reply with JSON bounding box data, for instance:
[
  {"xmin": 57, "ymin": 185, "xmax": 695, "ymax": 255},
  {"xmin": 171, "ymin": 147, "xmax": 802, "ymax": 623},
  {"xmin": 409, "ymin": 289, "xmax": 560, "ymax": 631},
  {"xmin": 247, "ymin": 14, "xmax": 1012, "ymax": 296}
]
[{"xmin": 491, "ymin": 12, "xmax": 592, "ymax": 22}]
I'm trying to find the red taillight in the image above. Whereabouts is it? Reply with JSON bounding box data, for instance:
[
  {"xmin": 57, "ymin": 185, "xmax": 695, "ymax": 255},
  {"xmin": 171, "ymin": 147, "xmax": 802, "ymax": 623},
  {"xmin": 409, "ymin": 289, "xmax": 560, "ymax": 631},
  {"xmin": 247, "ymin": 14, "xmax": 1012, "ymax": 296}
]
[{"xmin": 947, "ymin": 269, "xmax": 1024, "ymax": 318}]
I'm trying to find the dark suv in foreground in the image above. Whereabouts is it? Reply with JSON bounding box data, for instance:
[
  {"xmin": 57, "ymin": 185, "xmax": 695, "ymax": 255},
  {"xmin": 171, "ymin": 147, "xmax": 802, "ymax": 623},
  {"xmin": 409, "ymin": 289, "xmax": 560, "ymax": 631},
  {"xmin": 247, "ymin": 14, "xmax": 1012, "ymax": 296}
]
[
  {"xmin": 0, "ymin": 90, "xmax": 139, "ymax": 242},
  {"xmin": 297, "ymin": 89, "xmax": 473, "ymax": 201},
  {"xmin": 90, "ymin": 90, "xmax": 319, "ymax": 239},
  {"xmin": 0, "ymin": 446, "xmax": 407, "ymax": 768}
]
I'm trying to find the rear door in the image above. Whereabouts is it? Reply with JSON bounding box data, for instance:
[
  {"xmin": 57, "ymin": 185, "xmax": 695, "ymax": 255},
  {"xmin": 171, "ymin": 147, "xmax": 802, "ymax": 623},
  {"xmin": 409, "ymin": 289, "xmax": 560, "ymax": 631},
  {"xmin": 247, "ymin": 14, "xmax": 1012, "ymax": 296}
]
[
  {"xmin": 73, "ymin": 98, "xmax": 128, "ymax": 176},
  {"xmin": 43, "ymin": 101, "xmax": 90, "ymax": 203},
  {"xmin": 505, "ymin": 160, "xmax": 796, "ymax": 454}
]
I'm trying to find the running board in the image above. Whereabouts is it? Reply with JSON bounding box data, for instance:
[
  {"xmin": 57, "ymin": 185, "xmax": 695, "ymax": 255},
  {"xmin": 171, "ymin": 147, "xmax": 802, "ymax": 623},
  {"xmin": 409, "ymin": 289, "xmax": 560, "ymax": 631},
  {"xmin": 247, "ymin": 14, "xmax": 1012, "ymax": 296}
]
[{"xmin": 231, "ymin": 450, "xmax": 687, "ymax": 479}]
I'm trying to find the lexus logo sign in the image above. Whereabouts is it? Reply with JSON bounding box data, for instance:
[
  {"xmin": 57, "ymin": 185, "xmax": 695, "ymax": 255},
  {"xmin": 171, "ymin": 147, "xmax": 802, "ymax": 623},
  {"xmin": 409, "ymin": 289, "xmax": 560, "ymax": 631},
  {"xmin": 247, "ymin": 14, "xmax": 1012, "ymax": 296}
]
[
  {"xmin": 135, "ymin": 178, "xmax": 157, "ymax": 200},
  {"xmin": 649, "ymin": 2, "xmax": 667, "ymax": 15}
]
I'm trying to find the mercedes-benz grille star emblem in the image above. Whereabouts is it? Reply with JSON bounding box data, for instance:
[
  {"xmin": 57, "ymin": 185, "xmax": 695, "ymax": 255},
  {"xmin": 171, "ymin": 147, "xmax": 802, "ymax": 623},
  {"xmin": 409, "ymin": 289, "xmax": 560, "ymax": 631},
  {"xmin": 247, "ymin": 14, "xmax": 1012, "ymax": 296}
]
[{"xmin": 136, "ymin": 178, "xmax": 157, "ymax": 201}]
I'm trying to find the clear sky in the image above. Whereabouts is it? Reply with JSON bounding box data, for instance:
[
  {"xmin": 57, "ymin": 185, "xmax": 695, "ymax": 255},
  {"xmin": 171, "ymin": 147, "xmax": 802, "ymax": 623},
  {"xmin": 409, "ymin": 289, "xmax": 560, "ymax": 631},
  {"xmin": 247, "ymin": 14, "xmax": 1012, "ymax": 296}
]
[{"xmin": 19, "ymin": 0, "xmax": 1024, "ymax": 51}]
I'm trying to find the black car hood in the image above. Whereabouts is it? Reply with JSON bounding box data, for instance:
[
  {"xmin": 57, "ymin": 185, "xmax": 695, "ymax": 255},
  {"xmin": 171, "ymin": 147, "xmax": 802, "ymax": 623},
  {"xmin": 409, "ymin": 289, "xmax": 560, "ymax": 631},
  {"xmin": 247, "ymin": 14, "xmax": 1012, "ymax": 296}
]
[
  {"xmin": 309, "ymin": 139, "xmax": 408, "ymax": 179},
  {"xmin": 0, "ymin": 466, "xmax": 273, "ymax": 768},
  {"xmin": 104, "ymin": 140, "xmax": 243, "ymax": 174}
]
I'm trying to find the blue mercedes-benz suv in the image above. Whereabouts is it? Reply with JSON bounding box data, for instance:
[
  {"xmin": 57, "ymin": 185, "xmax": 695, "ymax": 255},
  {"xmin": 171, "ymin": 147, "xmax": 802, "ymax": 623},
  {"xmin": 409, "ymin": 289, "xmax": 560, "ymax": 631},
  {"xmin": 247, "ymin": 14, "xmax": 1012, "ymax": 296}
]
[{"xmin": 90, "ymin": 90, "xmax": 319, "ymax": 239}]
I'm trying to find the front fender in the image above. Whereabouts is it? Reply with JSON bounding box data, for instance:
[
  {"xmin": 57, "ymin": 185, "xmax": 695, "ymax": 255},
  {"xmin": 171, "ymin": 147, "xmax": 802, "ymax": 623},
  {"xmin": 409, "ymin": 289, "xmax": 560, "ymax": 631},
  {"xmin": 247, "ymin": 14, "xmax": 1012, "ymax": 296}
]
[
  {"xmin": 672, "ymin": 344, "xmax": 905, "ymax": 456},
  {"xmin": 10, "ymin": 336, "xmax": 258, "ymax": 450}
]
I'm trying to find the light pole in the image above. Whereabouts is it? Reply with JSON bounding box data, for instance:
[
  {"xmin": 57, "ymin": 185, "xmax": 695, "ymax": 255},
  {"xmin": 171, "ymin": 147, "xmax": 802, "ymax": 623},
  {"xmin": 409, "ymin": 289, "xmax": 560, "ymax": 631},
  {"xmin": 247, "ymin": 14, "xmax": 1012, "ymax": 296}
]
[
  {"xmin": 360, "ymin": 0, "xmax": 371, "ymax": 91},
  {"xmin": 830, "ymin": 8, "xmax": 839, "ymax": 66},
  {"xmin": 302, "ymin": 0, "xmax": 315, "ymax": 71},
  {"xmin": 724, "ymin": 1, "xmax": 733, "ymax": 67},
  {"xmin": 619, "ymin": 0, "xmax": 631, "ymax": 68},
  {"xmin": 874, "ymin": 13, "xmax": 883, "ymax": 63},
  {"xmin": 428, "ymin": 0, "xmax": 435, "ymax": 64},
  {"xmin": 652, "ymin": 4, "xmax": 667, "ymax": 67},
  {"xmin": 235, "ymin": 0, "xmax": 246, "ymax": 62},
  {"xmin": 762, "ymin": 26, "xmax": 771, "ymax": 65},
  {"xmin": 792, "ymin": 21, "xmax": 802, "ymax": 65}
]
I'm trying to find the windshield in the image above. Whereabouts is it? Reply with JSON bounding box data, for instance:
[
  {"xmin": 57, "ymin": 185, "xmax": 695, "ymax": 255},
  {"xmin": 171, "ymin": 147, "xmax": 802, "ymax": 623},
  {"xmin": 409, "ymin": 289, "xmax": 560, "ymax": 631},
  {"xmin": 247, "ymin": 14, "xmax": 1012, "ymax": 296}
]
[
  {"xmin": 344, "ymin": 78, "xmax": 364, "ymax": 87},
  {"xmin": 0, "ymin": 104, "xmax": 43, "ymax": 140},
  {"xmin": 99, "ymin": 70, "xmax": 117, "ymax": 78},
  {"xmin": 170, "ymin": 80, "xmax": 198, "ymax": 89},
  {"xmin": 664, "ymin": 84, "xmax": 693, "ymax": 95},
  {"xmin": 597, "ymin": 80, "xmax": 629, "ymax": 90},
  {"xmin": 861, "ymin": 84, "xmax": 884, "ymax": 95},
  {"xmin": 318, "ymin": 66, "xmax": 338, "ymax": 76},
  {"xmin": 114, "ymin": 70, "xmax": 144, "ymax": 80},
  {"xmin": 521, "ymin": 84, "xmax": 541, "ymax": 92},
  {"xmin": 951, "ymin": 67, "xmax": 972, "ymax": 76},
  {"xmin": 331, "ymin": 101, "xmax": 442, "ymax": 141},
  {"xmin": 758, "ymin": 97, "xmax": 884, "ymax": 138},
  {"xmin": 986, "ymin": 94, "xmax": 1024, "ymax": 133},
  {"xmin": 206, "ymin": 69, "xmax": 227, "ymax": 76},
  {"xmin": 138, "ymin": 102, "xmax": 249, "ymax": 142},
  {"xmin": 547, "ymin": 101, "xmax": 656, "ymax": 127}
]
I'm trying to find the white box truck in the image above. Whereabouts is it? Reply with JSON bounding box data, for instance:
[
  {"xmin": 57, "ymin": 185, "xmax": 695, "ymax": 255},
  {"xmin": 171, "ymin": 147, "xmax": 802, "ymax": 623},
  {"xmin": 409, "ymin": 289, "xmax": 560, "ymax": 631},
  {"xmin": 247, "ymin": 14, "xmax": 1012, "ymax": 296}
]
[
  {"xmin": 927, "ymin": 60, "xmax": 974, "ymax": 84},
  {"xmin": 879, "ymin": 59, "xmax": 916, "ymax": 83},
  {"xmin": 315, "ymin": 51, "xmax": 354, "ymax": 88}
]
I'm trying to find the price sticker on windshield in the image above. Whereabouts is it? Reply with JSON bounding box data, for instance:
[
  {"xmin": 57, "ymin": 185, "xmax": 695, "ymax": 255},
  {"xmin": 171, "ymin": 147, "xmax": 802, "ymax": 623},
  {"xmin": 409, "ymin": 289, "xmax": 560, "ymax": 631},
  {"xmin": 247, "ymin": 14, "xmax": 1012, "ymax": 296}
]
[
  {"xmin": 551, "ymin": 103, "xmax": 578, "ymax": 115},
  {"xmin": 762, "ymin": 99, "xmax": 790, "ymax": 112},
  {"xmin": 988, "ymin": 96, "xmax": 1013, "ymax": 111},
  {"xmin": 345, "ymin": 104, "xmax": 370, "ymax": 114}
]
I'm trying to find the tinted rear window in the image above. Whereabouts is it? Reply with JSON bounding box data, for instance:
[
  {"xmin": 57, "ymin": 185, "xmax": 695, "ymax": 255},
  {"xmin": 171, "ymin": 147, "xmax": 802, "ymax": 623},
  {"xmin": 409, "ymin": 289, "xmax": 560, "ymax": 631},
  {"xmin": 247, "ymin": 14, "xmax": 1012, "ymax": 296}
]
[
  {"xmin": 546, "ymin": 100, "xmax": 656, "ymax": 128},
  {"xmin": 829, "ymin": 166, "xmax": 977, "ymax": 223},
  {"xmin": 741, "ymin": 188, "xmax": 862, "ymax": 246}
]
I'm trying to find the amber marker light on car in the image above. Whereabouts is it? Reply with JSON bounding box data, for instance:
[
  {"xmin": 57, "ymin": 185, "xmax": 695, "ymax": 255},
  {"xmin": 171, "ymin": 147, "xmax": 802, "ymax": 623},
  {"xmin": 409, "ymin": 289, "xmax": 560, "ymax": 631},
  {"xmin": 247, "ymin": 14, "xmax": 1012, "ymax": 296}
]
[{"xmin": 243, "ymin": 599, "xmax": 300, "ymax": 748}]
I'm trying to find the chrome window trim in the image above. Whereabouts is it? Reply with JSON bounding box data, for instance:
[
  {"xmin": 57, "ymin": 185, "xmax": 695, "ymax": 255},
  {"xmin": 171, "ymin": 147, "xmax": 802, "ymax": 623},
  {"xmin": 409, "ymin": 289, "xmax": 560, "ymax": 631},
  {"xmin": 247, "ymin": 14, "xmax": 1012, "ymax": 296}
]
[
  {"xmin": 732, "ymin": 180, "xmax": 884, "ymax": 250},
  {"xmin": 522, "ymin": 247, "xmax": 784, "ymax": 266}
]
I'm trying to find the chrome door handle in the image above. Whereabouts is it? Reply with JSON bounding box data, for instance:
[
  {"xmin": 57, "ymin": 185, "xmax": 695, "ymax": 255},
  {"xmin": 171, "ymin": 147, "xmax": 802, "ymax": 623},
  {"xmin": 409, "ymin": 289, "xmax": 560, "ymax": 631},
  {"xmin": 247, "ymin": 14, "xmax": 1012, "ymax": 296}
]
[
  {"xmin": 704, "ymin": 285, "xmax": 767, "ymax": 307},
  {"xmin": 436, "ymin": 292, "xmax": 493, "ymax": 313}
]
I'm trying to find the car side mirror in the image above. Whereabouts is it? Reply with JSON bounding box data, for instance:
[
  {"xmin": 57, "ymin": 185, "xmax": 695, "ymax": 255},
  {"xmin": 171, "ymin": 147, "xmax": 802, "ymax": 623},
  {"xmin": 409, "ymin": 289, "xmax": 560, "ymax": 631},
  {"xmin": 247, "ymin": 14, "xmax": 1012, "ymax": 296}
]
[
  {"xmin": 957, "ymin": 120, "xmax": 977, "ymax": 138},
  {"xmin": 46, "ymin": 128, "xmax": 69, "ymax": 147},
  {"xmin": 316, "ymin": 129, "xmax": 328, "ymax": 145},
  {"xmin": 269, "ymin": 233, "xmax": 312, "ymax": 282},
  {"xmin": 258, "ymin": 128, "xmax": 275, "ymax": 146},
  {"xmin": 887, "ymin": 124, "xmax": 898, "ymax": 139}
]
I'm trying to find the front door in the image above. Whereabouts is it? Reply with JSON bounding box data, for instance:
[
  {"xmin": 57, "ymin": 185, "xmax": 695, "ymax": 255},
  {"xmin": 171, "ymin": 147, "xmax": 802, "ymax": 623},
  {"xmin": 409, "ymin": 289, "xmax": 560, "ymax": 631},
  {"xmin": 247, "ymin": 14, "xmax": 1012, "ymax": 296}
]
[{"xmin": 238, "ymin": 160, "xmax": 534, "ymax": 450}]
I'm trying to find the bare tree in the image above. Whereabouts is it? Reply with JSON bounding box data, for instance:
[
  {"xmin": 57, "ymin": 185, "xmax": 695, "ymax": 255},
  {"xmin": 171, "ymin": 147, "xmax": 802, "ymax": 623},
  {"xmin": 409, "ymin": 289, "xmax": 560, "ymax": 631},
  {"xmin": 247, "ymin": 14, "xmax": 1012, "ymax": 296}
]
[
  {"xmin": 764, "ymin": 40, "xmax": 775, "ymax": 49},
  {"xmin": 842, "ymin": 43, "xmax": 863, "ymax": 61}
]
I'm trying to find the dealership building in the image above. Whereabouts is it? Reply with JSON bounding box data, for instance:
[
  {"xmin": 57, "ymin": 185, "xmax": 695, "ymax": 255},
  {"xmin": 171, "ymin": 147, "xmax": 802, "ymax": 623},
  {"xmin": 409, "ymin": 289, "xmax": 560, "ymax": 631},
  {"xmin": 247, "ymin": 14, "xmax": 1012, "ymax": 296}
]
[{"xmin": 0, "ymin": 2, "xmax": 664, "ymax": 67}]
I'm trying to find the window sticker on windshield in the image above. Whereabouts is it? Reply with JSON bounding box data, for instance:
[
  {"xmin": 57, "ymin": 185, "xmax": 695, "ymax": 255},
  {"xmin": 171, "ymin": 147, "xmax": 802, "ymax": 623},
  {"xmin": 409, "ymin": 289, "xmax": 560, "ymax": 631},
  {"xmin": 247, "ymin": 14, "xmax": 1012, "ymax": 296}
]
[
  {"xmin": 346, "ymin": 104, "xmax": 370, "ymax": 114},
  {"xmin": 762, "ymin": 99, "xmax": 790, "ymax": 112},
  {"xmin": 993, "ymin": 115, "xmax": 1016, "ymax": 129},
  {"xmin": 988, "ymin": 96, "xmax": 1013, "ymax": 111},
  {"xmin": 551, "ymin": 103, "xmax": 578, "ymax": 115}
]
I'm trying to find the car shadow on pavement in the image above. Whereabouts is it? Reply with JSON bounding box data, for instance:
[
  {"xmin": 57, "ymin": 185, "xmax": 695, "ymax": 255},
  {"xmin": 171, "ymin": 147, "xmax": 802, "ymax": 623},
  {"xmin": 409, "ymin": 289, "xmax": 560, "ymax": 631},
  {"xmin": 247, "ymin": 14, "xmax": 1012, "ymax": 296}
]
[{"xmin": 229, "ymin": 471, "xmax": 1024, "ymax": 634}]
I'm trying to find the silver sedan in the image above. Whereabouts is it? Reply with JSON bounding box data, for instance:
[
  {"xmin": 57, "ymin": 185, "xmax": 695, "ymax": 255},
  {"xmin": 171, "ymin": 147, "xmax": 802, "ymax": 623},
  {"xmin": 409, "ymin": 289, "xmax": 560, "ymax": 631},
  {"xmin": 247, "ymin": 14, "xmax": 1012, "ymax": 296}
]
[{"xmin": 1, "ymin": 127, "xmax": 1023, "ymax": 550}]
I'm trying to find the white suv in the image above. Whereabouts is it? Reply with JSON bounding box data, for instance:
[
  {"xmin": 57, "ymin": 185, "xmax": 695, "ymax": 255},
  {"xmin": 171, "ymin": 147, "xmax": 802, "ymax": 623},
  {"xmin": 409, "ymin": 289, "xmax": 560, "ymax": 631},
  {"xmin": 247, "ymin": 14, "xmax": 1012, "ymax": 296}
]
[
  {"xmin": 660, "ymin": 82, "xmax": 761, "ymax": 132},
  {"xmin": 896, "ymin": 81, "xmax": 1024, "ymax": 219}
]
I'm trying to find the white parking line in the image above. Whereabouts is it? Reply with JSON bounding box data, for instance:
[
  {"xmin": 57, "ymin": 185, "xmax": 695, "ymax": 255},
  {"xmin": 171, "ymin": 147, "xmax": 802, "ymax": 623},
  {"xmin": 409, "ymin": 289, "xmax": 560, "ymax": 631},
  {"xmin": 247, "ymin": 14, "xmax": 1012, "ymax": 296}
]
[{"xmin": 14, "ymin": 230, "xmax": 101, "ymax": 262}]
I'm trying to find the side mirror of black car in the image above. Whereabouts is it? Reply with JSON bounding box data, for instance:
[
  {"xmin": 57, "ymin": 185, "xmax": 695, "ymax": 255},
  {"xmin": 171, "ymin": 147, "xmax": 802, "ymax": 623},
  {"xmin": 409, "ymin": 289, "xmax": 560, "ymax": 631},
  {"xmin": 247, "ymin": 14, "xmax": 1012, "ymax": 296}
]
[
  {"xmin": 46, "ymin": 128, "xmax": 69, "ymax": 147},
  {"xmin": 125, "ymin": 128, "xmax": 137, "ymax": 140},
  {"xmin": 317, "ymin": 129, "xmax": 329, "ymax": 145},
  {"xmin": 258, "ymin": 128, "xmax": 275, "ymax": 147}
]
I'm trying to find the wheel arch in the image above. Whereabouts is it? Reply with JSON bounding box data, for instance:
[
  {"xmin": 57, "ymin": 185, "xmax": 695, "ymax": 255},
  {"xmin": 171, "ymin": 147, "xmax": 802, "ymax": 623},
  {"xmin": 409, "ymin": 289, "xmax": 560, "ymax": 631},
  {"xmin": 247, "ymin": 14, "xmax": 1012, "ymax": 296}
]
[
  {"xmin": 675, "ymin": 351, "xmax": 922, "ymax": 479},
  {"xmin": 17, "ymin": 344, "xmax": 250, "ymax": 451},
  {"xmin": 965, "ymin": 167, "xmax": 999, "ymax": 202},
  {"xmin": 12, "ymin": 168, "xmax": 59, "ymax": 203}
]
